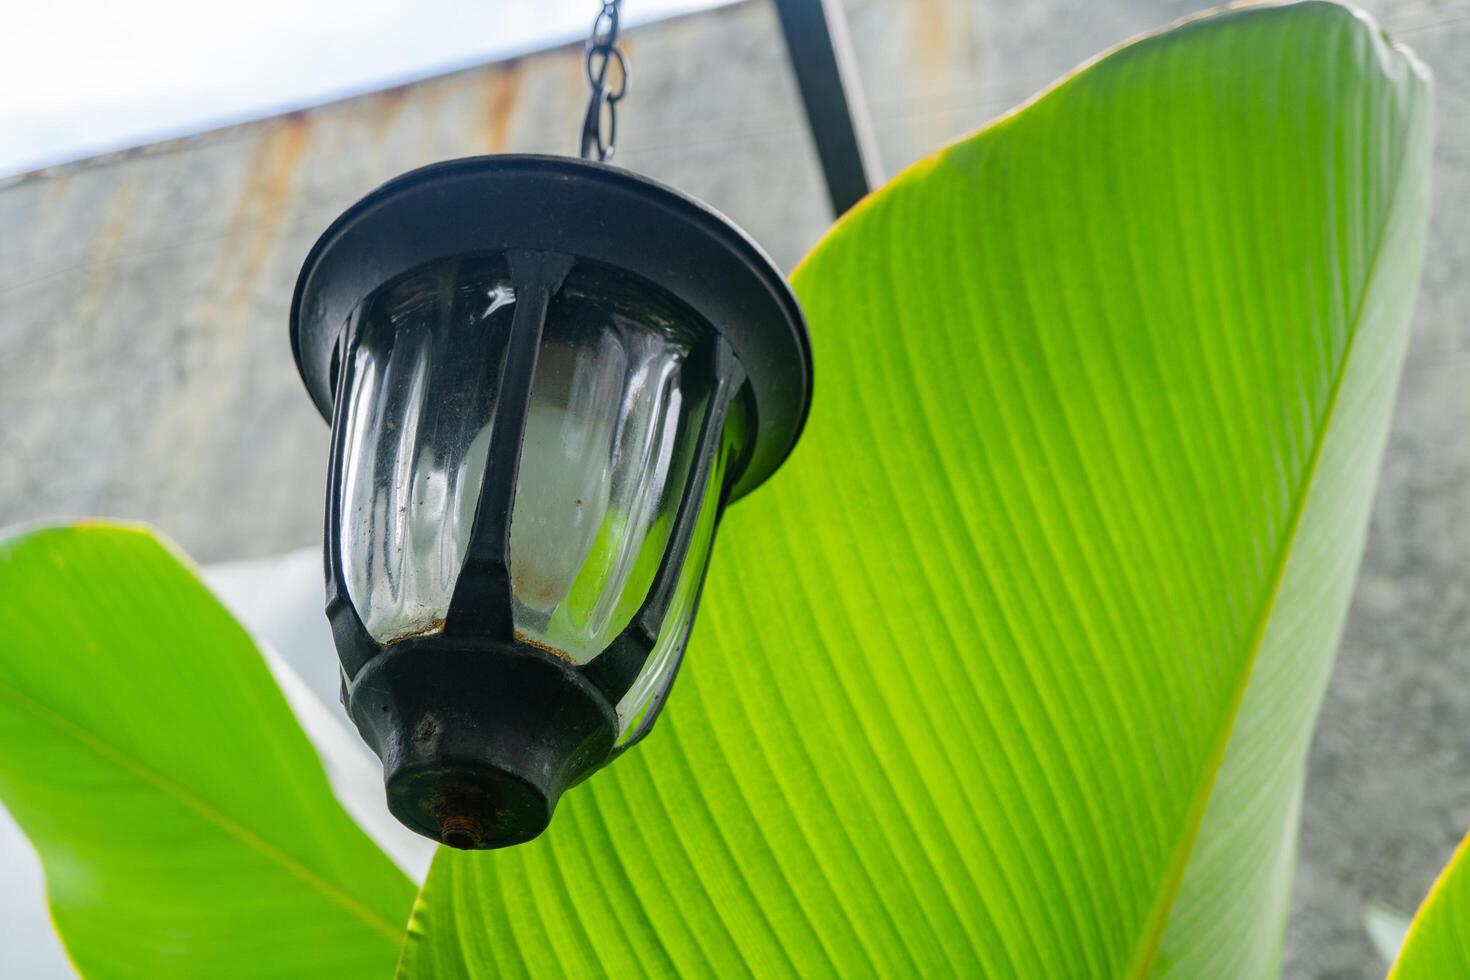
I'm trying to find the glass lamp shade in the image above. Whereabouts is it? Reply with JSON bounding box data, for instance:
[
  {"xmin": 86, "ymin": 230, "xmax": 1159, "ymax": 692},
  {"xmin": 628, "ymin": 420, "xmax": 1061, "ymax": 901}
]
[
  {"xmin": 335, "ymin": 256, "xmax": 736, "ymax": 733},
  {"xmin": 291, "ymin": 156, "xmax": 809, "ymax": 848}
]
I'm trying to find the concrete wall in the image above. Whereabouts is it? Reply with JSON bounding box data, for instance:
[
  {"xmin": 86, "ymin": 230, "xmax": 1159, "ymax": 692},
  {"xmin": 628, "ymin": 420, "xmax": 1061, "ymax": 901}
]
[{"xmin": 1, "ymin": 0, "xmax": 1467, "ymax": 975}]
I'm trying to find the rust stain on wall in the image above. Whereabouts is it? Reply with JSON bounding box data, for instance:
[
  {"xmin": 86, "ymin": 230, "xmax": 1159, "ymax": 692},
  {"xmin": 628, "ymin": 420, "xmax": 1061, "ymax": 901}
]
[
  {"xmin": 909, "ymin": 0, "xmax": 952, "ymax": 104},
  {"xmin": 373, "ymin": 84, "xmax": 412, "ymax": 137},
  {"xmin": 217, "ymin": 112, "xmax": 312, "ymax": 314},
  {"xmin": 484, "ymin": 63, "xmax": 525, "ymax": 153},
  {"xmin": 73, "ymin": 175, "xmax": 141, "ymax": 318},
  {"xmin": 163, "ymin": 111, "xmax": 314, "ymax": 491},
  {"xmin": 245, "ymin": 113, "xmax": 311, "ymax": 232},
  {"xmin": 560, "ymin": 40, "xmax": 589, "ymax": 111},
  {"xmin": 43, "ymin": 173, "xmax": 71, "ymax": 205}
]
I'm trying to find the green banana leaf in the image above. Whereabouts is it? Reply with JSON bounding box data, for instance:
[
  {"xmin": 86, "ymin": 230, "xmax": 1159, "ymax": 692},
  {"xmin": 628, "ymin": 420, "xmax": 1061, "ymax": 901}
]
[
  {"xmin": 397, "ymin": 3, "xmax": 1432, "ymax": 977},
  {"xmin": 0, "ymin": 525, "xmax": 415, "ymax": 979},
  {"xmin": 1389, "ymin": 831, "xmax": 1470, "ymax": 978}
]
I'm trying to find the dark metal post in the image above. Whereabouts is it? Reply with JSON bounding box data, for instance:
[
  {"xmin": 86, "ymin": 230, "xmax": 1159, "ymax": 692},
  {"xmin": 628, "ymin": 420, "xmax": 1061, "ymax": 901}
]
[{"xmin": 773, "ymin": 0, "xmax": 883, "ymax": 217}]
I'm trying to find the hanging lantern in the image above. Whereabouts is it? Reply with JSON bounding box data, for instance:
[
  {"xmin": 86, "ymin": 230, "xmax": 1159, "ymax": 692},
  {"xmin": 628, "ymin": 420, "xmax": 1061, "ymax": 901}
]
[{"xmin": 289, "ymin": 154, "xmax": 811, "ymax": 848}]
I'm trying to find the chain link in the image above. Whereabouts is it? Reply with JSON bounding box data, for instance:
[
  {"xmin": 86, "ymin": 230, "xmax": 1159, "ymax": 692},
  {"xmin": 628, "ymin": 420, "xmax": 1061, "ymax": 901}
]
[{"xmin": 580, "ymin": 0, "xmax": 628, "ymax": 161}]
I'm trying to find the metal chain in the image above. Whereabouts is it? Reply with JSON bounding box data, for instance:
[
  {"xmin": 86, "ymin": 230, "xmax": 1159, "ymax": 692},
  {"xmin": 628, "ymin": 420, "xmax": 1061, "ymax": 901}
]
[{"xmin": 580, "ymin": 0, "xmax": 628, "ymax": 161}]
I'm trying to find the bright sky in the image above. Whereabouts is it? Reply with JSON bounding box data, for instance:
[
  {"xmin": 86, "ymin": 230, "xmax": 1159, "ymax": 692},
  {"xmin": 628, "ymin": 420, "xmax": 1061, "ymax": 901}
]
[{"xmin": 0, "ymin": 0, "xmax": 728, "ymax": 178}]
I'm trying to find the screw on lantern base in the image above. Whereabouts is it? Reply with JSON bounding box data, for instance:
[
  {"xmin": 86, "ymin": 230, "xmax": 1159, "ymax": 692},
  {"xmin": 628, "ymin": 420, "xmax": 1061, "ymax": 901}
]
[
  {"xmin": 438, "ymin": 813, "xmax": 485, "ymax": 851},
  {"xmin": 345, "ymin": 639, "xmax": 618, "ymax": 849}
]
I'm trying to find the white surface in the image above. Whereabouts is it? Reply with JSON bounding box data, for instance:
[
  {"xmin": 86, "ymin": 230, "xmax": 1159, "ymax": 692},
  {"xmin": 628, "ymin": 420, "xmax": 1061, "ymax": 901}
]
[
  {"xmin": 1362, "ymin": 902, "xmax": 1412, "ymax": 967},
  {"xmin": 0, "ymin": 807, "xmax": 74, "ymax": 978},
  {"xmin": 0, "ymin": 0, "xmax": 728, "ymax": 177},
  {"xmin": 201, "ymin": 548, "xmax": 346, "ymax": 721},
  {"xmin": 0, "ymin": 548, "xmax": 436, "ymax": 978}
]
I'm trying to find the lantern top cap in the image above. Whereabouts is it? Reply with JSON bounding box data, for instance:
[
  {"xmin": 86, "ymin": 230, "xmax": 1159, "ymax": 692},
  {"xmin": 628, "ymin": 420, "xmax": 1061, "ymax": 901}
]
[{"xmin": 291, "ymin": 153, "xmax": 812, "ymax": 501}]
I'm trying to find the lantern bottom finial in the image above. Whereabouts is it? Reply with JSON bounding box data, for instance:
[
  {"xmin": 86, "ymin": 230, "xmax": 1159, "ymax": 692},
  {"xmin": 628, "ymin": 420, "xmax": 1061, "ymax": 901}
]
[
  {"xmin": 345, "ymin": 639, "xmax": 618, "ymax": 849},
  {"xmin": 438, "ymin": 814, "xmax": 485, "ymax": 850}
]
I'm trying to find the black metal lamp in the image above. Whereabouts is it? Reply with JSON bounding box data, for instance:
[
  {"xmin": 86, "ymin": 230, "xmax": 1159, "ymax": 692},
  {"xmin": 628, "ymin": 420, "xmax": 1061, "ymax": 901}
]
[{"xmin": 289, "ymin": 27, "xmax": 810, "ymax": 851}]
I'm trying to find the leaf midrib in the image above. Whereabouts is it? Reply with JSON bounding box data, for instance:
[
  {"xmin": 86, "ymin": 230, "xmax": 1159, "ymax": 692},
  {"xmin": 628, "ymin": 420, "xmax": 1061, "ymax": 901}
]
[
  {"xmin": 1125, "ymin": 88, "xmax": 1419, "ymax": 977},
  {"xmin": 0, "ymin": 683, "xmax": 406, "ymax": 945}
]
